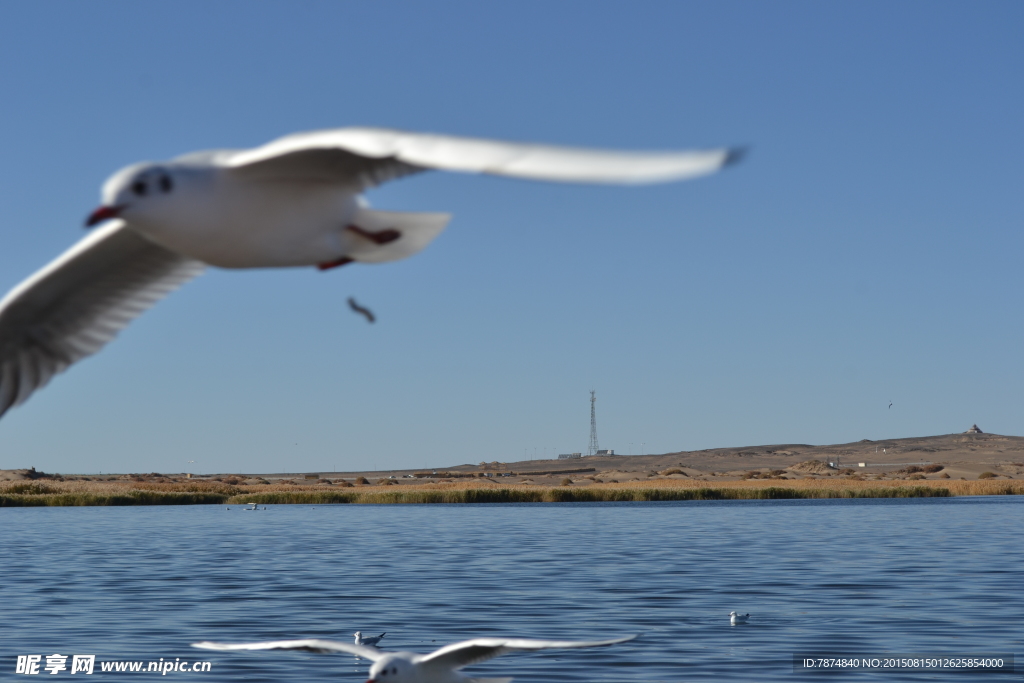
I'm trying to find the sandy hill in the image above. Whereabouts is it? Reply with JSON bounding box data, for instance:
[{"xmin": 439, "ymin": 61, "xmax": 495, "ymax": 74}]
[
  {"xmin": 415, "ymin": 430, "xmax": 1024, "ymax": 482},
  {"xmin": 9, "ymin": 430, "xmax": 1022, "ymax": 484}
]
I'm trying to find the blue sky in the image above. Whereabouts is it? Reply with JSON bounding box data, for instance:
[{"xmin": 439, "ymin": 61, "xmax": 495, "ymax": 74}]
[{"xmin": 1, "ymin": 1, "xmax": 1021, "ymax": 474}]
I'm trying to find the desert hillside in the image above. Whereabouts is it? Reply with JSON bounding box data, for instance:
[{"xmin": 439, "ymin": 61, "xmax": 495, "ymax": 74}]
[{"xmin": 4, "ymin": 428, "xmax": 1022, "ymax": 486}]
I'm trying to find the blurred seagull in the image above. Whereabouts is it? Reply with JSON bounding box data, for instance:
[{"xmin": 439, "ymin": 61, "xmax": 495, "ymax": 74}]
[
  {"xmin": 888, "ymin": 401, "xmax": 893, "ymax": 409},
  {"xmin": 0, "ymin": 127, "xmax": 743, "ymax": 419},
  {"xmin": 729, "ymin": 612, "xmax": 750, "ymax": 625},
  {"xmin": 193, "ymin": 633, "xmax": 635, "ymax": 683},
  {"xmin": 355, "ymin": 631, "xmax": 386, "ymax": 647}
]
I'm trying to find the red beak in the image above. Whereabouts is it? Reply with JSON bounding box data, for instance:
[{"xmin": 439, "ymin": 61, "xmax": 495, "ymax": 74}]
[{"xmin": 85, "ymin": 205, "xmax": 122, "ymax": 228}]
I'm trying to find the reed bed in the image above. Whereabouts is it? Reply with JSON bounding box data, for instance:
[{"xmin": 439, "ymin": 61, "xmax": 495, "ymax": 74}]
[
  {"xmin": 228, "ymin": 485, "xmax": 949, "ymax": 504},
  {"xmin": 2, "ymin": 476, "xmax": 1020, "ymax": 507},
  {"xmin": 0, "ymin": 491, "xmax": 229, "ymax": 506},
  {"xmin": 599, "ymin": 477, "xmax": 1024, "ymax": 496}
]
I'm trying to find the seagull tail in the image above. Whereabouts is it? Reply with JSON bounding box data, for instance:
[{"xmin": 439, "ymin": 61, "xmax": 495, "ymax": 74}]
[{"xmin": 345, "ymin": 208, "xmax": 451, "ymax": 264}]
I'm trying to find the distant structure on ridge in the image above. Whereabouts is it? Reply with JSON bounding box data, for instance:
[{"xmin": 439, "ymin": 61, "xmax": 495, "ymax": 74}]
[
  {"xmin": 557, "ymin": 391, "xmax": 614, "ymax": 459},
  {"xmin": 965, "ymin": 424, "xmax": 983, "ymax": 434},
  {"xmin": 588, "ymin": 390, "xmax": 599, "ymax": 456}
]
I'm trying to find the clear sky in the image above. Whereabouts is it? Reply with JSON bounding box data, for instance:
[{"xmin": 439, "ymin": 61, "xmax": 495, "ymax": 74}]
[{"xmin": 1, "ymin": 1, "xmax": 1021, "ymax": 474}]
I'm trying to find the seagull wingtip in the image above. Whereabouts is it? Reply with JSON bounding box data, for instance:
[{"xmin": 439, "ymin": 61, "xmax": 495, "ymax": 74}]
[{"xmin": 723, "ymin": 146, "xmax": 750, "ymax": 168}]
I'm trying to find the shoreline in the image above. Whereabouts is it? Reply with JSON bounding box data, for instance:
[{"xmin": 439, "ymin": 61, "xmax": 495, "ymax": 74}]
[{"xmin": 3, "ymin": 478, "xmax": 1023, "ymax": 507}]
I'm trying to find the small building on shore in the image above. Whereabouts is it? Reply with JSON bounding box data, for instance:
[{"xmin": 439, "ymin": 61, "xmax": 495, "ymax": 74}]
[{"xmin": 965, "ymin": 424, "xmax": 983, "ymax": 434}]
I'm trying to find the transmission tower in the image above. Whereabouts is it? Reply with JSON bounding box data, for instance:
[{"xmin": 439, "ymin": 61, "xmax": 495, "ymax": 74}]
[{"xmin": 588, "ymin": 390, "xmax": 599, "ymax": 456}]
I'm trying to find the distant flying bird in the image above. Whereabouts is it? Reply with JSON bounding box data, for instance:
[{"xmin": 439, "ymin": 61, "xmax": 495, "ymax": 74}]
[
  {"xmin": 348, "ymin": 297, "xmax": 376, "ymax": 323},
  {"xmin": 355, "ymin": 631, "xmax": 387, "ymax": 647},
  {"xmin": 193, "ymin": 634, "xmax": 635, "ymax": 683},
  {"xmin": 0, "ymin": 127, "xmax": 742, "ymax": 420},
  {"xmin": 888, "ymin": 401, "xmax": 892, "ymax": 409},
  {"xmin": 729, "ymin": 612, "xmax": 750, "ymax": 625}
]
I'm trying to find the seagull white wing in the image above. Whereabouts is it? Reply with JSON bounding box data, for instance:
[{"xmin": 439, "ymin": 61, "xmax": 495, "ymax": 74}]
[
  {"xmin": 416, "ymin": 635, "xmax": 636, "ymax": 671},
  {"xmin": 226, "ymin": 127, "xmax": 742, "ymax": 187},
  {"xmin": 192, "ymin": 639, "xmax": 384, "ymax": 659},
  {"xmin": 0, "ymin": 221, "xmax": 204, "ymax": 418}
]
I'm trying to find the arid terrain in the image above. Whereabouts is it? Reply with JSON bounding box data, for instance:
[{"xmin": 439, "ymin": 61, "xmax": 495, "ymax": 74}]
[
  {"xmin": 3, "ymin": 429, "xmax": 1022, "ymax": 505},
  {"xmin": 384, "ymin": 429, "xmax": 1023, "ymax": 485}
]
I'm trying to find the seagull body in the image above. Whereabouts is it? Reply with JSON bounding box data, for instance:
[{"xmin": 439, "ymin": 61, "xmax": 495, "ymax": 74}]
[
  {"xmin": 192, "ymin": 634, "xmax": 635, "ymax": 683},
  {"xmin": 96, "ymin": 158, "xmax": 371, "ymax": 269},
  {"xmin": 0, "ymin": 126, "xmax": 741, "ymax": 418},
  {"xmin": 729, "ymin": 612, "xmax": 750, "ymax": 625},
  {"xmin": 355, "ymin": 631, "xmax": 387, "ymax": 647}
]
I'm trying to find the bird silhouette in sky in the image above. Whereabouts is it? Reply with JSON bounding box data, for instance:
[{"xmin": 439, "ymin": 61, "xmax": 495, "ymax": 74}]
[{"xmin": 348, "ymin": 297, "xmax": 376, "ymax": 324}]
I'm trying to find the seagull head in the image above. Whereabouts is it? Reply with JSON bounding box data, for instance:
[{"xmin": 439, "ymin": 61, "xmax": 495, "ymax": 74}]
[
  {"xmin": 367, "ymin": 654, "xmax": 414, "ymax": 683},
  {"xmin": 86, "ymin": 162, "xmax": 178, "ymax": 228}
]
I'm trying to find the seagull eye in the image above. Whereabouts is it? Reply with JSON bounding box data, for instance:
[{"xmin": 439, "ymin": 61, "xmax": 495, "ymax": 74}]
[
  {"xmin": 159, "ymin": 175, "xmax": 173, "ymax": 192},
  {"xmin": 132, "ymin": 180, "xmax": 148, "ymax": 196}
]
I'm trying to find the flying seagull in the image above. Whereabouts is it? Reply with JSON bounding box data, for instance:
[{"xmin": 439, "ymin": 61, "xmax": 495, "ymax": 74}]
[
  {"xmin": 889, "ymin": 401, "xmax": 893, "ymax": 409},
  {"xmin": 355, "ymin": 631, "xmax": 387, "ymax": 647},
  {"xmin": 0, "ymin": 127, "xmax": 743, "ymax": 419},
  {"xmin": 193, "ymin": 634, "xmax": 635, "ymax": 683}
]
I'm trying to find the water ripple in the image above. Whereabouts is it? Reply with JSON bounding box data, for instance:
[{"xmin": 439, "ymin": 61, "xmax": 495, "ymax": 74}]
[{"xmin": 1, "ymin": 498, "xmax": 1022, "ymax": 681}]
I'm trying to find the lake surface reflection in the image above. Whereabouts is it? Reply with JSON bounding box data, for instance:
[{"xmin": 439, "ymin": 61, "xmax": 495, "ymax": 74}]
[{"xmin": 3, "ymin": 497, "xmax": 1022, "ymax": 681}]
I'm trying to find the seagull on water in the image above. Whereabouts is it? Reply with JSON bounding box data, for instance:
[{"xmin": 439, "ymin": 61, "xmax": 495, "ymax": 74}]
[
  {"xmin": 729, "ymin": 612, "xmax": 750, "ymax": 625},
  {"xmin": 0, "ymin": 127, "xmax": 742, "ymax": 419},
  {"xmin": 355, "ymin": 631, "xmax": 386, "ymax": 647},
  {"xmin": 193, "ymin": 633, "xmax": 635, "ymax": 683}
]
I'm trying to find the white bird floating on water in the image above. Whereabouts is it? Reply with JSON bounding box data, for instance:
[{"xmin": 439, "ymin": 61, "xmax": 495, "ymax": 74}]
[
  {"xmin": 355, "ymin": 631, "xmax": 387, "ymax": 647},
  {"xmin": 0, "ymin": 127, "xmax": 742, "ymax": 418},
  {"xmin": 193, "ymin": 633, "xmax": 636, "ymax": 683},
  {"xmin": 729, "ymin": 612, "xmax": 750, "ymax": 625}
]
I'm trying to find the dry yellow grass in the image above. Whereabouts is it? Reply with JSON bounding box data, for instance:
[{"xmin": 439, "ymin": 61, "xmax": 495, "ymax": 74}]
[
  {"xmin": 579, "ymin": 477, "xmax": 1024, "ymax": 495},
  {"xmin": 2, "ymin": 476, "xmax": 1021, "ymax": 506}
]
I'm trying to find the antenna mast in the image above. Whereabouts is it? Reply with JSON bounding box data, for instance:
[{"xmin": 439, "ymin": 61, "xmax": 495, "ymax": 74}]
[{"xmin": 588, "ymin": 390, "xmax": 599, "ymax": 456}]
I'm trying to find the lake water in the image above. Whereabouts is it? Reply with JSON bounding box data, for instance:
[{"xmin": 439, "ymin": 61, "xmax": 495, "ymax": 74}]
[{"xmin": 2, "ymin": 498, "xmax": 1022, "ymax": 681}]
